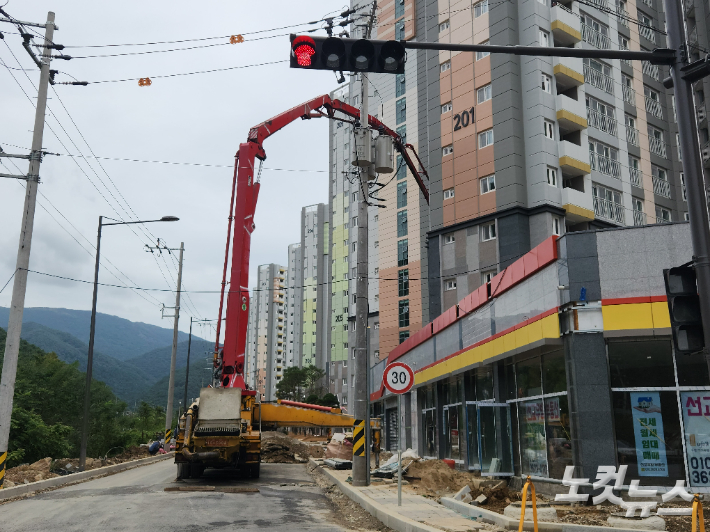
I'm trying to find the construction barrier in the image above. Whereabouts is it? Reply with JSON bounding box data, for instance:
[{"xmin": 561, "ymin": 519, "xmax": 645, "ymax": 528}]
[
  {"xmin": 352, "ymin": 419, "xmax": 365, "ymax": 457},
  {"xmin": 692, "ymin": 494, "xmax": 705, "ymax": 532},
  {"xmin": 518, "ymin": 475, "xmax": 538, "ymax": 532}
]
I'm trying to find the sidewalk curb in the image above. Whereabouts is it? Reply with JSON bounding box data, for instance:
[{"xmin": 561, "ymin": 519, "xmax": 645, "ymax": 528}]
[
  {"xmin": 309, "ymin": 458, "xmax": 442, "ymax": 532},
  {"xmin": 440, "ymin": 497, "xmax": 662, "ymax": 532},
  {"xmin": 0, "ymin": 452, "xmax": 174, "ymax": 502}
]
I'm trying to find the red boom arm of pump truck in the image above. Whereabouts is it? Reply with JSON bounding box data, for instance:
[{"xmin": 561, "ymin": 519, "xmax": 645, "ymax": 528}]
[{"xmin": 211, "ymin": 94, "xmax": 430, "ymax": 392}]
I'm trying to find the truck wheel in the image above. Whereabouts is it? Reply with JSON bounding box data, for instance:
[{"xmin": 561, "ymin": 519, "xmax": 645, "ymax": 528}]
[
  {"xmin": 177, "ymin": 463, "xmax": 189, "ymax": 480},
  {"xmin": 189, "ymin": 464, "xmax": 205, "ymax": 479},
  {"xmin": 249, "ymin": 462, "xmax": 260, "ymax": 479}
]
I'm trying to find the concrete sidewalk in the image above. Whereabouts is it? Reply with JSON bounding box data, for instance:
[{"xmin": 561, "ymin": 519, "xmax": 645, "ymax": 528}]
[{"xmin": 311, "ymin": 458, "xmax": 489, "ymax": 532}]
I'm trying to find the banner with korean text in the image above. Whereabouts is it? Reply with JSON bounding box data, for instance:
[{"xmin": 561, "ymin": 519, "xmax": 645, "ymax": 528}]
[
  {"xmin": 681, "ymin": 392, "xmax": 710, "ymax": 486},
  {"xmin": 631, "ymin": 392, "xmax": 668, "ymax": 477}
]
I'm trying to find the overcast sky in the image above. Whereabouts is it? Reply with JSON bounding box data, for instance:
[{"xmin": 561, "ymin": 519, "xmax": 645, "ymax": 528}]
[{"xmin": 0, "ymin": 1, "xmax": 342, "ymax": 340}]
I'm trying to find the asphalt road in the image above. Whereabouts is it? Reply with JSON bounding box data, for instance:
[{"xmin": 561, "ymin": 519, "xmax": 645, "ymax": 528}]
[{"xmin": 0, "ymin": 459, "xmax": 352, "ymax": 531}]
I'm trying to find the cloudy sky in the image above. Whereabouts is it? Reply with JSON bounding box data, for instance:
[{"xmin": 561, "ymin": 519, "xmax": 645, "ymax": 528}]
[{"xmin": 0, "ymin": 1, "xmax": 343, "ymax": 339}]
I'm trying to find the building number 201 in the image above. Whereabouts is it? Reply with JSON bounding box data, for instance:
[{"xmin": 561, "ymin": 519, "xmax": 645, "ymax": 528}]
[{"xmin": 453, "ymin": 108, "xmax": 475, "ymax": 132}]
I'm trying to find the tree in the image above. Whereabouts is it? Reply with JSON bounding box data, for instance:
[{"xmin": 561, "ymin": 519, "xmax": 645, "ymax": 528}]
[
  {"xmin": 319, "ymin": 393, "xmax": 340, "ymax": 408},
  {"xmin": 275, "ymin": 366, "xmax": 305, "ymax": 400},
  {"xmin": 303, "ymin": 365, "xmax": 326, "ymax": 397}
]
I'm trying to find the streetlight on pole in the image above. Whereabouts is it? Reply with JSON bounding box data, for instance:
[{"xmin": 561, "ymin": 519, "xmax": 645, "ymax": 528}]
[{"xmin": 79, "ymin": 215, "xmax": 179, "ymax": 471}]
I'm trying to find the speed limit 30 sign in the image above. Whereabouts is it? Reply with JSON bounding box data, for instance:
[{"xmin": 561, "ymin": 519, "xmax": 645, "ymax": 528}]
[{"xmin": 383, "ymin": 362, "xmax": 414, "ymax": 394}]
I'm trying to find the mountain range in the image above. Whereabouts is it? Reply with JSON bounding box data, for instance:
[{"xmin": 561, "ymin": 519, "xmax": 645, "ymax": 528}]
[{"xmin": 0, "ymin": 307, "xmax": 215, "ymax": 408}]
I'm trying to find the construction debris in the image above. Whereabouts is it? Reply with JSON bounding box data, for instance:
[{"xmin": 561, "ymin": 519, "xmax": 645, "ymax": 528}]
[
  {"xmin": 324, "ymin": 458, "xmax": 352, "ymax": 470},
  {"xmin": 261, "ymin": 431, "xmax": 325, "ymax": 463},
  {"xmin": 453, "ymin": 485, "xmax": 471, "ymax": 501},
  {"xmin": 473, "ymin": 494, "xmax": 487, "ymax": 506}
]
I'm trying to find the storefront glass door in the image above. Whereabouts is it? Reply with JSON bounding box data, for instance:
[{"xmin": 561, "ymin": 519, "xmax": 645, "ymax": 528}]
[
  {"xmin": 466, "ymin": 402, "xmax": 514, "ymax": 475},
  {"xmin": 444, "ymin": 403, "xmax": 464, "ymax": 461}
]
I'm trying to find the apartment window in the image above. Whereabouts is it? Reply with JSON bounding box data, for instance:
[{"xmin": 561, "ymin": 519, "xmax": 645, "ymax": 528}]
[
  {"xmin": 395, "ymin": 19, "xmax": 405, "ymax": 40},
  {"xmin": 541, "ymin": 74, "xmax": 552, "ymax": 93},
  {"xmin": 352, "ymin": 191, "xmax": 358, "ymax": 202},
  {"xmin": 398, "ymin": 269, "xmax": 410, "ymax": 296},
  {"xmin": 395, "ymin": 0, "xmax": 405, "ymax": 19},
  {"xmin": 444, "ymin": 233, "xmax": 455, "ymax": 244},
  {"xmin": 552, "ymin": 216, "xmax": 562, "ymax": 236},
  {"xmin": 398, "ymin": 299, "xmax": 410, "ymax": 327},
  {"xmin": 543, "ymin": 120, "xmax": 555, "ymax": 140},
  {"xmin": 397, "ymin": 210, "xmax": 408, "ymax": 237},
  {"xmin": 638, "ymin": 12, "xmax": 654, "ymax": 41},
  {"xmin": 444, "ymin": 279, "xmax": 457, "ymax": 291},
  {"xmin": 547, "ymin": 167, "xmax": 558, "ymax": 186},
  {"xmin": 439, "ymin": 20, "xmax": 450, "ymax": 32},
  {"xmin": 441, "ymin": 102, "xmax": 452, "ymax": 114},
  {"xmin": 442, "ymin": 145, "xmax": 454, "ymax": 156},
  {"xmin": 352, "ymin": 242, "xmax": 357, "ymax": 252},
  {"xmin": 655, "ymin": 206, "xmax": 671, "ymax": 223},
  {"xmin": 477, "ymin": 84, "xmax": 492, "ymax": 104},
  {"xmin": 342, "ymin": 378, "xmax": 348, "ymax": 386},
  {"xmin": 476, "ymin": 41, "xmax": 490, "ymax": 61},
  {"xmin": 396, "ymin": 155, "xmax": 406, "ymax": 180},
  {"xmin": 681, "ymin": 173, "xmax": 687, "ymax": 201},
  {"xmin": 351, "ymin": 216, "xmax": 358, "ymax": 226},
  {"xmin": 443, "ymin": 187, "xmax": 455, "ymax": 200},
  {"xmin": 539, "ymin": 29, "xmax": 550, "ymax": 47},
  {"xmin": 397, "ymin": 181, "xmax": 407, "ymax": 208},
  {"xmin": 481, "ymin": 221, "xmax": 497, "ymax": 241},
  {"xmin": 589, "ymin": 140, "xmax": 620, "ymax": 178},
  {"xmin": 396, "ymin": 98, "xmax": 407, "ymax": 124},
  {"xmin": 441, "ymin": 61, "xmax": 451, "ymax": 73},
  {"xmin": 592, "ymin": 183, "xmax": 624, "ymax": 223},
  {"xmin": 482, "ymin": 269, "xmax": 496, "ymax": 283},
  {"xmin": 581, "ymin": 13, "xmax": 611, "ymax": 48},
  {"xmin": 474, "ymin": 0, "xmax": 489, "ymax": 17},
  {"xmin": 480, "ymin": 174, "xmax": 496, "ymax": 194},
  {"xmin": 684, "ymin": 212, "xmax": 690, "ymax": 221},
  {"xmin": 399, "ymin": 331, "xmax": 410, "ymax": 344},
  {"xmin": 478, "ymin": 129, "xmax": 494, "ymax": 148},
  {"xmin": 374, "ymin": 240, "xmax": 379, "ymax": 248},
  {"xmin": 398, "ymin": 239, "xmax": 409, "ymax": 266},
  {"xmin": 353, "ymin": 294, "xmax": 357, "ymax": 304},
  {"xmin": 396, "ymin": 73, "xmax": 406, "ymax": 98}
]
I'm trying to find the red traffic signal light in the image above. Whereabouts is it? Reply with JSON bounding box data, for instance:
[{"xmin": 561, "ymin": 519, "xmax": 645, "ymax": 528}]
[
  {"xmin": 292, "ymin": 35, "xmax": 316, "ymax": 67},
  {"xmin": 289, "ymin": 35, "xmax": 405, "ymax": 74}
]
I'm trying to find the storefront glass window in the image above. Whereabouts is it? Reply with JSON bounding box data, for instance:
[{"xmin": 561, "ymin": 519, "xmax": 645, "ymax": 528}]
[
  {"xmin": 675, "ymin": 355, "xmax": 710, "ymax": 387},
  {"xmin": 422, "ymin": 409, "xmax": 437, "ymax": 457},
  {"xmin": 467, "ymin": 405, "xmax": 480, "ymax": 470},
  {"xmin": 444, "ymin": 404, "xmax": 464, "ymax": 460},
  {"xmin": 542, "ymin": 351, "xmax": 567, "ymax": 394},
  {"xmin": 505, "ymin": 363, "xmax": 516, "ymax": 400},
  {"xmin": 516, "ymin": 357, "xmax": 542, "ymax": 397},
  {"xmin": 545, "ymin": 395, "xmax": 572, "ymax": 479},
  {"xmin": 476, "ymin": 367, "xmax": 494, "ymax": 401},
  {"xmin": 608, "ymin": 339, "xmax": 675, "ymax": 388}
]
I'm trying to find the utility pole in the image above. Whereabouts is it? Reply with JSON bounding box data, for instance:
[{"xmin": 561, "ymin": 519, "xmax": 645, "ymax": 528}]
[
  {"xmin": 164, "ymin": 242, "xmax": 184, "ymax": 449},
  {"xmin": 0, "ymin": 11, "xmax": 55, "ymax": 489},
  {"xmin": 353, "ymin": 0, "xmax": 377, "ymax": 488},
  {"xmin": 183, "ymin": 317, "xmax": 193, "ymax": 411},
  {"xmin": 663, "ymin": 0, "xmax": 710, "ymax": 352}
]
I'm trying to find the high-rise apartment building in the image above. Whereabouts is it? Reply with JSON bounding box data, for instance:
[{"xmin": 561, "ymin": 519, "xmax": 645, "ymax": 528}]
[
  {"xmin": 300, "ymin": 204, "xmax": 330, "ymax": 374},
  {"xmin": 285, "ymin": 243, "xmax": 303, "ymax": 368},
  {"xmin": 243, "ymin": 263, "xmax": 286, "ymax": 400}
]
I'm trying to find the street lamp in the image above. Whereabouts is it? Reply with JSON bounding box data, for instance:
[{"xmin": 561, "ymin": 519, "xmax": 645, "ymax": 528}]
[{"xmin": 79, "ymin": 215, "xmax": 179, "ymax": 471}]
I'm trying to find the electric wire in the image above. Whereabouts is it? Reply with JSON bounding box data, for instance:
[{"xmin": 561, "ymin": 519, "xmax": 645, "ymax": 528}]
[{"xmin": 0, "ymin": 270, "xmax": 15, "ymax": 295}]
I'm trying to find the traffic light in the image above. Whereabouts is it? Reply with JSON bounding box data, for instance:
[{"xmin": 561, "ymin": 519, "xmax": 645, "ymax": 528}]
[
  {"xmin": 664, "ymin": 264, "xmax": 705, "ymax": 355},
  {"xmin": 289, "ymin": 35, "xmax": 406, "ymax": 74}
]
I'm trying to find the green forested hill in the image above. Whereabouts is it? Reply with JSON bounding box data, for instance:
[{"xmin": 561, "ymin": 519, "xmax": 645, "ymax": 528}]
[
  {"xmin": 0, "ymin": 328, "xmax": 164, "ymax": 467},
  {"xmin": 0, "ymin": 307, "xmax": 201, "ymax": 361},
  {"xmin": 139, "ymin": 357, "xmax": 214, "ymax": 409},
  {"xmin": 124, "ymin": 339, "xmax": 214, "ymax": 385},
  {"xmin": 19, "ymin": 322, "xmax": 153, "ymax": 403}
]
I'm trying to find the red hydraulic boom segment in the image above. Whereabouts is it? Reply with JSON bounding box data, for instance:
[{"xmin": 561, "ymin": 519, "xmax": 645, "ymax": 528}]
[{"xmin": 212, "ymin": 94, "xmax": 430, "ymax": 392}]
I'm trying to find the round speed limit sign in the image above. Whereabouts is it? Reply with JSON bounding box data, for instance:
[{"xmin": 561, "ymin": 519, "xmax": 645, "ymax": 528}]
[{"xmin": 383, "ymin": 362, "xmax": 414, "ymax": 394}]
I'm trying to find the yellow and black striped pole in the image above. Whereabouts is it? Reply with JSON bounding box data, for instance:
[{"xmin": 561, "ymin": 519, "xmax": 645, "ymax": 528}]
[
  {"xmin": 352, "ymin": 419, "xmax": 366, "ymax": 457},
  {"xmin": 0, "ymin": 451, "xmax": 7, "ymax": 489},
  {"xmin": 165, "ymin": 428, "xmax": 173, "ymax": 446}
]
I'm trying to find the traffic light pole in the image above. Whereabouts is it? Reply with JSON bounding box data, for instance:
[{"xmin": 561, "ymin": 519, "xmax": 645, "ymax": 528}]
[
  {"xmin": 353, "ymin": 69, "xmax": 370, "ymax": 488},
  {"xmin": 0, "ymin": 11, "xmax": 55, "ymax": 489},
  {"xmin": 663, "ymin": 0, "xmax": 710, "ymax": 353}
]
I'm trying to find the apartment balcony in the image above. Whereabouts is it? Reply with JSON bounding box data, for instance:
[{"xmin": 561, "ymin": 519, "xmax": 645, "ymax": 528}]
[
  {"xmin": 640, "ymin": 0, "xmax": 652, "ymax": 7},
  {"xmin": 559, "ymin": 140, "xmax": 592, "ymax": 176},
  {"xmin": 594, "ymin": 196, "xmax": 625, "ymax": 224},
  {"xmin": 551, "ymin": 4, "xmax": 582, "ymax": 45},
  {"xmin": 556, "ymin": 94, "xmax": 588, "ymax": 131},
  {"xmin": 619, "ymin": 40, "xmax": 632, "ymax": 67},
  {"xmin": 584, "ymin": 66, "xmax": 614, "ymax": 94},
  {"xmin": 645, "ymin": 97, "xmax": 663, "ymax": 119},
  {"xmin": 622, "ymin": 85, "xmax": 636, "ymax": 105},
  {"xmin": 616, "ymin": 2, "xmax": 629, "ymax": 27},
  {"xmin": 562, "ymin": 186, "xmax": 595, "ymax": 222},
  {"xmin": 590, "ymin": 151, "xmax": 621, "ymax": 178},
  {"xmin": 587, "ymin": 108, "xmax": 618, "ymax": 136},
  {"xmin": 649, "ymin": 137, "xmax": 667, "ymax": 158},
  {"xmin": 639, "ymin": 25, "xmax": 656, "ymax": 43},
  {"xmin": 633, "ymin": 210, "xmax": 647, "ymax": 226},
  {"xmin": 586, "ymin": 0, "xmax": 609, "ymax": 9},
  {"xmin": 553, "ymin": 56, "xmax": 585, "ymax": 88},
  {"xmin": 582, "ymin": 23, "xmax": 612, "ymax": 49},
  {"xmin": 653, "ymin": 175, "xmax": 672, "ymax": 198},
  {"xmin": 642, "ymin": 61, "xmax": 660, "ymax": 81},
  {"xmin": 689, "ymin": 26, "xmax": 698, "ymax": 45},
  {"xmin": 626, "ymin": 126, "xmax": 640, "ymax": 146},
  {"xmin": 629, "ymin": 167, "xmax": 643, "ymax": 187}
]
